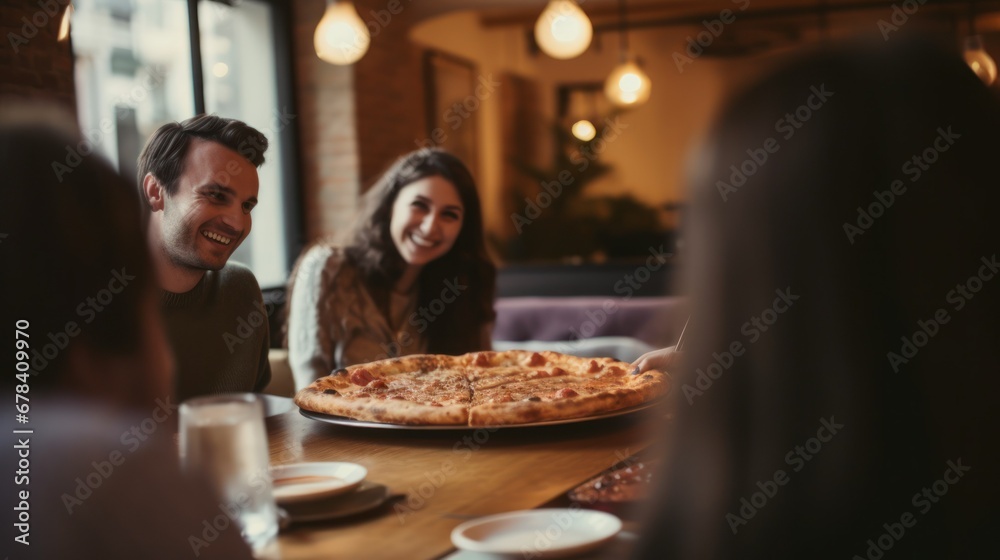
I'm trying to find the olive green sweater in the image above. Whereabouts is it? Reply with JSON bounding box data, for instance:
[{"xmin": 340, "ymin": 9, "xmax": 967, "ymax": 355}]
[{"xmin": 162, "ymin": 262, "xmax": 271, "ymax": 402}]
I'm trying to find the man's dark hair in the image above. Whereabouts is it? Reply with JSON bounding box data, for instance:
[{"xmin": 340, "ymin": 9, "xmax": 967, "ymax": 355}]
[{"xmin": 136, "ymin": 114, "xmax": 268, "ymax": 201}]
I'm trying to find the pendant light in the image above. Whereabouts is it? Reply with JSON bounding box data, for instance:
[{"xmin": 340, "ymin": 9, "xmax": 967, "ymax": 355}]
[
  {"xmin": 604, "ymin": 0, "xmax": 651, "ymax": 107},
  {"xmin": 58, "ymin": 2, "xmax": 73, "ymax": 41},
  {"xmin": 964, "ymin": 2, "xmax": 996, "ymax": 85},
  {"xmin": 965, "ymin": 36, "xmax": 997, "ymax": 85},
  {"xmin": 572, "ymin": 119, "xmax": 597, "ymax": 141},
  {"xmin": 314, "ymin": 1, "xmax": 370, "ymax": 65},
  {"xmin": 534, "ymin": 0, "xmax": 593, "ymax": 59}
]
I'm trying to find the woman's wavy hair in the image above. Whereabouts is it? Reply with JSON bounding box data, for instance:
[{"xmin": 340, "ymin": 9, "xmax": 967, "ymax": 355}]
[{"xmin": 344, "ymin": 148, "xmax": 496, "ymax": 354}]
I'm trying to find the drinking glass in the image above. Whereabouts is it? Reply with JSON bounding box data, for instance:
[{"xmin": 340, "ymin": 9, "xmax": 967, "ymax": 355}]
[{"xmin": 180, "ymin": 393, "xmax": 279, "ymax": 558}]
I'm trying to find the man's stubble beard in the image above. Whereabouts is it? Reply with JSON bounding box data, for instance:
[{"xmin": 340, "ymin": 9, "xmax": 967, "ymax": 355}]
[{"xmin": 161, "ymin": 209, "xmax": 225, "ymax": 273}]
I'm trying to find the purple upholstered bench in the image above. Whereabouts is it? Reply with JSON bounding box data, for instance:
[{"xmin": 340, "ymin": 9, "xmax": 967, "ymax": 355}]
[{"xmin": 492, "ymin": 296, "xmax": 686, "ymax": 348}]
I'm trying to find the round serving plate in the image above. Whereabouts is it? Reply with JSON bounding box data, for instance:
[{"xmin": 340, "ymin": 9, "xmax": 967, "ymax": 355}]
[{"xmin": 297, "ymin": 399, "xmax": 661, "ymax": 430}]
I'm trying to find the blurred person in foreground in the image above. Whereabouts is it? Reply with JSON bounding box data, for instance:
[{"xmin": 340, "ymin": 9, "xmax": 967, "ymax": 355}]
[
  {"xmin": 0, "ymin": 107, "xmax": 251, "ymax": 558},
  {"xmin": 634, "ymin": 39, "xmax": 999, "ymax": 559},
  {"xmin": 137, "ymin": 115, "xmax": 271, "ymax": 401}
]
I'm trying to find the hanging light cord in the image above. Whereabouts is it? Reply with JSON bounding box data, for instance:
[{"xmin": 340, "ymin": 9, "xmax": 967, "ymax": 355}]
[
  {"xmin": 618, "ymin": 0, "xmax": 629, "ymax": 60},
  {"xmin": 969, "ymin": 0, "xmax": 977, "ymax": 35}
]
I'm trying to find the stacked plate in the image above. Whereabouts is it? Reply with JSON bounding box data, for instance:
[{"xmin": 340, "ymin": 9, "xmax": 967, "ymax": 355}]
[{"xmin": 271, "ymin": 462, "xmax": 389, "ymax": 522}]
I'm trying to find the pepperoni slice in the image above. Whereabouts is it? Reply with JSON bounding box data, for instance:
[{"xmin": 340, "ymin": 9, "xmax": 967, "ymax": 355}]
[
  {"xmin": 555, "ymin": 388, "xmax": 578, "ymax": 399},
  {"xmin": 550, "ymin": 367, "xmax": 567, "ymax": 377},
  {"xmin": 605, "ymin": 366, "xmax": 626, "ymax": 377},
  {"xmin": 526, "ymin": 352, "xmax": 546, "ymax": 366},
  {"xmin": 473, "ymin": 353, "xmax": 490, "ymax": 367},
  {"xmin": 369, "ymin": 379, "xmax": 388, "ymax": 390},
  {"xmin": 587, "ymin": 360, "xmax": 602, "ymax": 373},
  {"xmin": 350, "ymin": 368, "xmax": 375, "ymax": 386}
]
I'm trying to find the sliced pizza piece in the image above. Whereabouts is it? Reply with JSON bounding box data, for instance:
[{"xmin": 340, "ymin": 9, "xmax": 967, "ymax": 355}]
[
  {"xmin": 460, "ymin": 350, "xmax": 620, "ymax": 385},
  {"xmin": 468, "ymin": 367, "xmax": 668, "ymax": 426},
  {"xmin": 294, "ymin": 355, "xmax": 471, "ymax": 425}
]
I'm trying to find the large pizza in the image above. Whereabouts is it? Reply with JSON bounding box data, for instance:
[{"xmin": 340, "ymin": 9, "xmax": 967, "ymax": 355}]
[{"xmin": 294, "ymin": 350, "xmax": 668, "ymax": 426}]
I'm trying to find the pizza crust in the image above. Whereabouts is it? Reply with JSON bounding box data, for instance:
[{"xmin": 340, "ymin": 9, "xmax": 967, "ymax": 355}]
[
  {"xmin": 295, "ymin": 387, "xmax": 469, "ymax": 425},
  {"xmin": 469, "ymin": 388, "xmax": 648, "ymax": 426}
]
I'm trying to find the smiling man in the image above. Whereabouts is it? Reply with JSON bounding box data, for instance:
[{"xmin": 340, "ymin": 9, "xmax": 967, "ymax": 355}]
[{"xmin": 138, "ymin": 115, "xmax": 271, "ymax": 401}]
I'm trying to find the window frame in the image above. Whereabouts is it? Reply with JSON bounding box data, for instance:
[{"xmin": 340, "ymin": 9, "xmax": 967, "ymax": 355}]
[{"xmin": 187, "ymin": 0, "xmax": 304, "ymax": 287}]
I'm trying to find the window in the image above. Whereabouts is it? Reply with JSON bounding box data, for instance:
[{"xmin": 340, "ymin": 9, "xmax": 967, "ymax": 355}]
[{"xmin": 72, "ymin": 0, "xmax": 299, "ymax": 288}]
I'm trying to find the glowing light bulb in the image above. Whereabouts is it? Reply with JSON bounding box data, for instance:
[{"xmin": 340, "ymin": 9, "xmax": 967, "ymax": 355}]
[
  {"xmin": 605, "ymin": 60, "xmax": 651, "ymax": 107},
  {"xmin": 212, "ymin": 62, "xmax": 229, "ymax": 78},
  {"xmin": 534, "ymin": 0, "xmax": 592, "ymax": 60},
  {"xmin": 314, "ymin": 1, "xmax": 370, "ymax": 65},
  {"xmin": 619, "ymin": 72, "xmax": 642, "ymax": 93},
  {"xmin": 964, "ymin": 35, "xmax": 997, "ymax": 86},
  {"xmin": 571, "ymin": 119, "xmax": 597, "ymax": 141}
]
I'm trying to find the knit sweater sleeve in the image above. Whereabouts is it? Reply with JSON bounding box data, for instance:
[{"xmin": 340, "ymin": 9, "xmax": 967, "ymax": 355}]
[{"xmin": 288, "ymin": 245, "xmax": 343, "ymax": 390}]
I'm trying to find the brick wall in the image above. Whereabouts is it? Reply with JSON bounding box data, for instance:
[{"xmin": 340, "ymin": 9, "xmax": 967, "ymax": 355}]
[
  {"xmin": 292, "ymin": 0, "xmax": 427, "ymax": 243},
  {"xmin": 352, "ymin": 0, "xmax": 426, "ymax": 188},
  {"xmin": 4, "ymin": 0, "xmax": 425, "ymax": 251},
  {"xmin": 0, "ymin": 0, "xmax": 76, "ymax": 112},
  {"xmin": 292, "ymin": 0, "xmax": 360, "ymax": 243}
]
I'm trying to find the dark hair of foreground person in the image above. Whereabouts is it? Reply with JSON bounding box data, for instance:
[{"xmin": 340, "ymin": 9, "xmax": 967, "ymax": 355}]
[{"xmin": 633, "ymin": 39, "xmax": 1000, "ymax": 560}]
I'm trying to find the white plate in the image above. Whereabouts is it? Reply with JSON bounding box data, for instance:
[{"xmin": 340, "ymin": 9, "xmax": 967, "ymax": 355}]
[
  {"xmin": 282, "ymin": 481, "xmax": 390, "ymax": 523},
  {"xmin": 270, "ymin": 462, "xmax": 367, "ymax": 504},
  {"xmin": 451, "ymin": 509, "xmax": 622, "ymax": 558}
]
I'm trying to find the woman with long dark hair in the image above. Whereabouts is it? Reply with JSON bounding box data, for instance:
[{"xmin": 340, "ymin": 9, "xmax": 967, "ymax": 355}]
[{"xmin": 287, "ymin": 148, "xmax": 496, "ymax": 389}]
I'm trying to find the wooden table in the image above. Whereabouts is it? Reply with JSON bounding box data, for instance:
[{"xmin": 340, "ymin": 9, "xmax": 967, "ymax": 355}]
[{"xmin": 266, "ymin": 406, "xmax": 661, "ymax": 559}]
